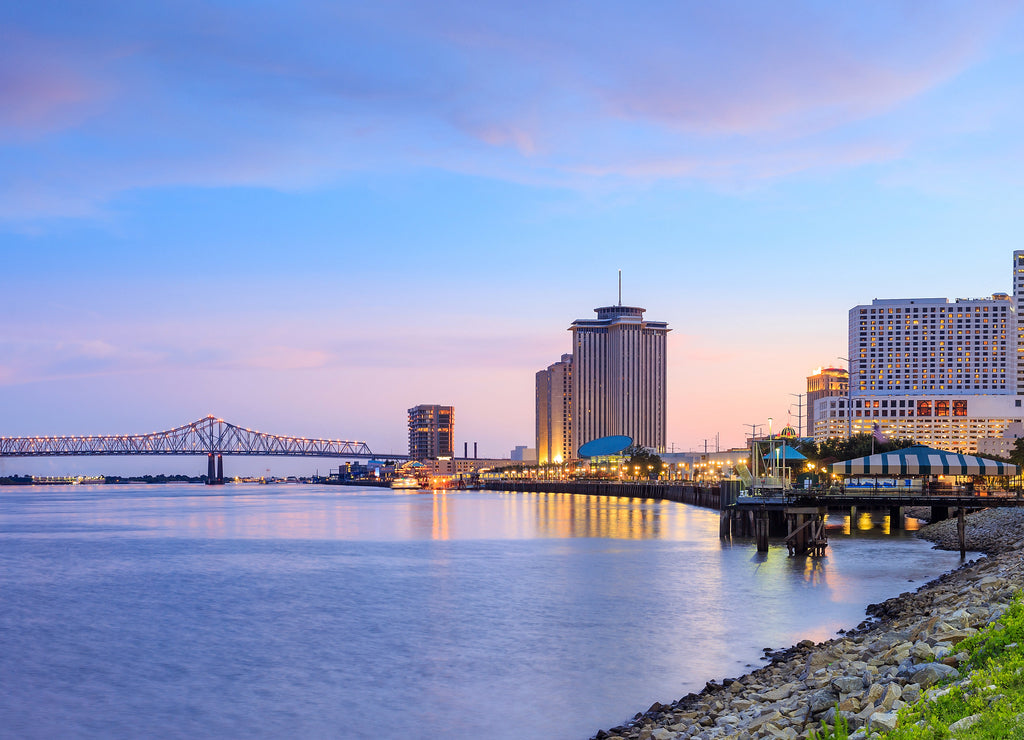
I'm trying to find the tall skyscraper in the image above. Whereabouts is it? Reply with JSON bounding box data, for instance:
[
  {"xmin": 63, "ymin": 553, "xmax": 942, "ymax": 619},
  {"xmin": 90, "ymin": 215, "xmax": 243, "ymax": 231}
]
[
  {"xmin": 407, "ymin": 404, "xmax": 454, "ymax": 460},
  {"xmin": 806, "ymin": 367, "xmax": 848, "ymax": 438},
  {"xmin": 536, "ymin": 354, "xmax": 573, "ymax": 464},
  {"xmin": 570, "ymin": 304, "xmax": 669, "ymax": 453}
]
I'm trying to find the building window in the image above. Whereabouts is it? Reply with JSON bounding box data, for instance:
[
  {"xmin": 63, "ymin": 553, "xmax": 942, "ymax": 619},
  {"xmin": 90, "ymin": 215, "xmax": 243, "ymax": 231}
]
[
  {"xmin": 917, "ymin": 400, "xmax": 932, "ymax": 416},
  {"xmin": 935, "ymin": 400, "xmax": 949, "ymax": 417}
]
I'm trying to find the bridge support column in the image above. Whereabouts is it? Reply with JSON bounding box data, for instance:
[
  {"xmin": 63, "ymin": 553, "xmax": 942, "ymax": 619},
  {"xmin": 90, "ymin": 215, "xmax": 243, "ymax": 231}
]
[
  {"xmin": 889, "ymin": 506, "xmax": 903, "ymax": 530},
  {"xmin": 217, "ymin": 454, "xmax": 224, "ymax": 484},
  {"xmin": 207, "ymin": 453, "xmax": 215, "ymax": 483}
]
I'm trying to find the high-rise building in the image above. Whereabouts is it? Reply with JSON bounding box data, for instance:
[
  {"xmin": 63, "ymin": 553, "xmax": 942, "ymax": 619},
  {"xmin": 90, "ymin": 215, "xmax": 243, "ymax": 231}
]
[
  {"xmin": 536, "ymin": 354, "xmax": 573, "ymax": 464},
  {"xmin": 806, "ymin": 367, "xmax": 848, "ymax": 437},
  {"xmin": 812, "ymin": 251, "xmax": 1024, "ymax": 452},
  {"xmin": 848, "ymin": 295, "xmax": 1012, "ymax": 396},
  {"xmin": 570, "ymin": 304, "xmax": 669, "ymax": 453},
  {"xmin": 407, "ymin": 404, "xmax": 454, "ymax": 460},
  {"xmin": 1015, "ymin": 251, "xmax": 1024, "ymax": 393}
]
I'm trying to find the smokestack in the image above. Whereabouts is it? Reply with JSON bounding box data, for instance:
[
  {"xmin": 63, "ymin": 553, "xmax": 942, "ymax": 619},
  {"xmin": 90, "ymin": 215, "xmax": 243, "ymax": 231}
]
[
  {"xmin": 464, "ymin": 442, "xmax": 468, "ymax": 458},
  {"xmin": 474, "ymin": 442, "xmax": 478, "ymax": 459}
]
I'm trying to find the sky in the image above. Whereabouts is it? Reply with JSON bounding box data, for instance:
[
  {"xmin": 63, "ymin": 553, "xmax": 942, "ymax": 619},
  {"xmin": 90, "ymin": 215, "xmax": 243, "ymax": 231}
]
[{"xmin": 3, "ymin": 1, "xmax": 1024, "ymax": 476}]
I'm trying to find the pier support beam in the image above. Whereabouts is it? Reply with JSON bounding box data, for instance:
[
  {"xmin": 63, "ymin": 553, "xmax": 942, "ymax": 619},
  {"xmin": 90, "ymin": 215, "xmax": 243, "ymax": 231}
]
[{"xmin": 889, "ymin": 506, "xmax": 903, "ymax": 530}]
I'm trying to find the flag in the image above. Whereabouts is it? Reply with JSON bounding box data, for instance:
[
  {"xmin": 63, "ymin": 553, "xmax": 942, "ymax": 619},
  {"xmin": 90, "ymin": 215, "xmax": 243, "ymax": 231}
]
[{"xmin": 872, "ymin": 423, "xmax": 888, "ymax": 444}]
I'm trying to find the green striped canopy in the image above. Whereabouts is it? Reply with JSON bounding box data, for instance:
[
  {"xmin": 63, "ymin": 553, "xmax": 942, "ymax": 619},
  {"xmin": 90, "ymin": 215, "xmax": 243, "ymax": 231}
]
[{"xmin": 830, "ymin": 446, "xmax": 1018, "ymax": 476}]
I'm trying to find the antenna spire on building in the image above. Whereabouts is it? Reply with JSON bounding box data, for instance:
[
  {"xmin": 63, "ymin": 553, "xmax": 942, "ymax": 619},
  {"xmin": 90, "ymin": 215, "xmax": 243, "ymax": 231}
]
[{"xmin": 618, "ymin": 269, "xmax": 622, "ymax": 306}]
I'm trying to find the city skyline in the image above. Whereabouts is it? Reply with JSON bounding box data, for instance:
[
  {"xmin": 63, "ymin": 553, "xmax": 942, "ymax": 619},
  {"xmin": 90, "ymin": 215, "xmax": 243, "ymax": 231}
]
[{"xmin": 3, "ymin": 3, "xmax": 1024, "ymax": 474}]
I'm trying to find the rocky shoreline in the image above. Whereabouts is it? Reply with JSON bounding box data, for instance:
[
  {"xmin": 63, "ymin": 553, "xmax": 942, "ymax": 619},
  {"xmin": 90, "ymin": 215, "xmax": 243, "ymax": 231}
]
[{"xmin": 592, "ymin": 507, "xmax": 1024, "ymax": 740}]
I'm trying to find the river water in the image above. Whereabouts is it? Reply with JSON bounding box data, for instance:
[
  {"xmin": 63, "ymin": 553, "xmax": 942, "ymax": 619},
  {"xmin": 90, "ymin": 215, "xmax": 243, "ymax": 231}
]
[{"xmin": 0, "ymin": 484, "xmax": 969, "ymax": 739}]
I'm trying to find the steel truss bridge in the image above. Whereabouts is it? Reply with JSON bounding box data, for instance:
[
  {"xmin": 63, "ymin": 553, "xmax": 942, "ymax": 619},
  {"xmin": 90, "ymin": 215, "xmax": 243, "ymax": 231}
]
[{"xmin": 0, "ymin": 415, "xmax": 406, "ymax": 469}]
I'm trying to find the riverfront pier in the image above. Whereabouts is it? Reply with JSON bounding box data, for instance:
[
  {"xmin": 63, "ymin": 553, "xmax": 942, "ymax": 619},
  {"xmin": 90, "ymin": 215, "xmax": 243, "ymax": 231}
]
[{"xmin": 491, "ymin": 480, "xmax": 1023, "ymax": 557}]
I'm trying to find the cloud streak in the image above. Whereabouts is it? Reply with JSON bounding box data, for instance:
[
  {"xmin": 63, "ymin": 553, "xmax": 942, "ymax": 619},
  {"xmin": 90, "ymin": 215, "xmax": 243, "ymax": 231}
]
[{"xmin": 0, "ymin": 1, "xmax": 1019, "ymax": 221}]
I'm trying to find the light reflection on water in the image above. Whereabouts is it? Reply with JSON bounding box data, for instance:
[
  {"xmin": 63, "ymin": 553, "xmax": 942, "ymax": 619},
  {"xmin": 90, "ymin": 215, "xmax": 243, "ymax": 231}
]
[{"xmin": 0, "ymin": 484, "xmax": 971, "ymax": 740}]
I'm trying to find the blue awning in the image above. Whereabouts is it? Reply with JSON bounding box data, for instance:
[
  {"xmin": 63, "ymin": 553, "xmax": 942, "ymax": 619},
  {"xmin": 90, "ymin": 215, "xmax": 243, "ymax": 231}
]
[{"xmin": 762, "ymin": 445, "xmax": 806, "ymax": 462}]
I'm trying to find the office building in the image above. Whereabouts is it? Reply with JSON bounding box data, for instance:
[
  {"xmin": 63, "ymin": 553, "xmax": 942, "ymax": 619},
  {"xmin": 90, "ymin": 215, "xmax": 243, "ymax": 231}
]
[
  {"xmin": 570, "ymin": 304, "xmax": 669, "ymax": 453},
  {"xmin": 407, "ymin": 404, "xmax": 454, "ymax": 460},
  {"xmin": 806, "ymin": 367, "xmax": 848, "ymax": 438},
  {"xmin": 536, "ymin": 354, "xmax": 573, "ymax": 464},
  {"xmin": 812, "ymin": 251, "xmax": 1024, "ymax": 453}
]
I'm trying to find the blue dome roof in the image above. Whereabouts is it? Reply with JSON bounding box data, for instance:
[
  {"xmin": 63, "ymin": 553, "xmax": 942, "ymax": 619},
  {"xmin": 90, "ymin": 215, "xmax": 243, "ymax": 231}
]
[{"xmin": 577, "ymin": 435, "xmax": 632, "ymax": 458}]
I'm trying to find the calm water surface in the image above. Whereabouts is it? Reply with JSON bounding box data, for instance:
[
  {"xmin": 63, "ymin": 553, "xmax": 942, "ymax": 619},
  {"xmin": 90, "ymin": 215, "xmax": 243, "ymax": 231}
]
[{"xmin": 0, "ymin": 484, "xmax": 970, "ymax": 739}]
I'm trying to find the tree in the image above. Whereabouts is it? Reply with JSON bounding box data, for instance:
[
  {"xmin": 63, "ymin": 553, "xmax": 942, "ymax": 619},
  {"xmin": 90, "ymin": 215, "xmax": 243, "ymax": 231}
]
[
  {"xmin": 809, "ymin": 433, "xmax": 918, "ymax": 463},
  {"xmin": 1010, "ymin": 438, "xmax": 1024, "ymax": 469},
  {"xmin": 623, "ymin": 445, "xmax": 664, "ymax": 479}
]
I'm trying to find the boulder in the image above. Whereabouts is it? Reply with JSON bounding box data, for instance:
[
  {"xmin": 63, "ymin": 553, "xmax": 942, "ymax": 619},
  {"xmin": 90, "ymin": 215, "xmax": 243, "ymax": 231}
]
[
  {"xmin": 806, "ymin": 689, "xmax": 837, "ymax": 715},
  {"xmin": 911, "ymin": 642, "xmax": 934, "ymax": 661},
  {"xmin": 949, "ymin": 714, "xmax": 982, "ymax": 733},
  {"xmin": 879, "ymin": 683, "xmax": 902, "ymax": 711},
  {"xmin": 911, "ymin": 663, "xmax": 959, "ymax": 689},
  {"xmin": 869, "ymin": 710, "xmax": 899, "ymax": 732},
  {"xmin": 832, "ymin": 676, "xmax": 864, "ymax": 695}
]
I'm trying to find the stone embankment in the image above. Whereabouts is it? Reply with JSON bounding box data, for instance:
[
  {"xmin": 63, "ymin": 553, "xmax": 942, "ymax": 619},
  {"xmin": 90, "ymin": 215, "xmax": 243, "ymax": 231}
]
[{"xmin": 592, "ymin": 508, "xmax": 1024, "ymax": 740}]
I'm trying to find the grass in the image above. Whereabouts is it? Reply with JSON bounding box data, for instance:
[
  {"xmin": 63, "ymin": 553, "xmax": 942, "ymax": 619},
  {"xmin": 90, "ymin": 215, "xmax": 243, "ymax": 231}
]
[{"xmin": 811, "ymin": 592, "xmax": 1024, "ymax": 739}]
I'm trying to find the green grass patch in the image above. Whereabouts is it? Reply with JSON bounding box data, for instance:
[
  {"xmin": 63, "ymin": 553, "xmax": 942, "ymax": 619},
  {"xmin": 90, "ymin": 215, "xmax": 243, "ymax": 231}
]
[{"xmin": 810, "ymin": 592, "xmax": 1024, "ymax": 739}]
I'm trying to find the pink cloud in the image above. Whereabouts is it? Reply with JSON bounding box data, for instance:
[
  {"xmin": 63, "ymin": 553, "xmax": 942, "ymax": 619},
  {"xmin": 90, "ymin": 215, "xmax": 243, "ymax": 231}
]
[{"xmin": 0, "ymin": 30, "xmax": 110, "ymax": 138}]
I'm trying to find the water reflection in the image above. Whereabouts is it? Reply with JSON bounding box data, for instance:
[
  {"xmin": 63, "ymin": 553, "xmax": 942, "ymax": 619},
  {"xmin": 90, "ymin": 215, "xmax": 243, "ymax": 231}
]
[
  {"xmin": 826, "ymin": 511, "xmax": 926, "ymax": 537},
  {"xmin": 0, "ymin": 483, "xmax": 973, "ymax": 740}
]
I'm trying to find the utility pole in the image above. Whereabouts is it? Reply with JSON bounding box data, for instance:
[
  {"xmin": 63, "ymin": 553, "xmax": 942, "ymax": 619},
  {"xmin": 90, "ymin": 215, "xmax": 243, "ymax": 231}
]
[
  {"xmin": 789, "ymin": 393, "xmax": 805, "ymax": 437},
  {"xmin": 743, "ymin": 423, "xmax": 765, "ymax": 480}
]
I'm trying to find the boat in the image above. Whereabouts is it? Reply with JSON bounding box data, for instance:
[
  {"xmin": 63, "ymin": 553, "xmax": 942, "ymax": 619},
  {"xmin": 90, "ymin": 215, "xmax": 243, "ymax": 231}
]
[{"xmin": 390, "ymin": 476, "xmax": 420, "ymax": 490}]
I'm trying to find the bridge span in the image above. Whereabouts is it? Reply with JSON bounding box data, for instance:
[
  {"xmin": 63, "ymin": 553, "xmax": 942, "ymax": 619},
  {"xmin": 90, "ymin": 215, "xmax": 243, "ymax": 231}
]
[{"xmin": 0, "ymin": 415, "xmax": 408, "ymax": 482}]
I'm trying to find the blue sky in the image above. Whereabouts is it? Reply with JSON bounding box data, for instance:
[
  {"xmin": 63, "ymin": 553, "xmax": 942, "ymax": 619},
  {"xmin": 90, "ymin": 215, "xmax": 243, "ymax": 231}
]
[{"xmin": 3, "ymin": 1, "xmax": 1024, "ymax": 474}]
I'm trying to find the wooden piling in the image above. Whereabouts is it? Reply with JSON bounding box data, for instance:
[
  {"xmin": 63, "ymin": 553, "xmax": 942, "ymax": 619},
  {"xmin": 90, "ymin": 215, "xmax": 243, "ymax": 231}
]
[
  {"xmin": 755, "ymin": 510, "xmax": 769, "ymax": 552},
  {"xmin": 957, "ymin": 506, "xmax": 966, "ymax": 559}
]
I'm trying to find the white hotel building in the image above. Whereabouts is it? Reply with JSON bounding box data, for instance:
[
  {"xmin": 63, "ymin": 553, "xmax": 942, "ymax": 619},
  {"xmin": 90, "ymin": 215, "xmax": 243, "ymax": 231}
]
[{"xmin": 812, "ymin": 252, "xmax": 1024, "ymax": 453}]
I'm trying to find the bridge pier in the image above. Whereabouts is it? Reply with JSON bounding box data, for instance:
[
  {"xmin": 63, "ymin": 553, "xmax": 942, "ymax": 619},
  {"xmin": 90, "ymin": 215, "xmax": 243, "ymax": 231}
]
[
  {"xmin": 889, "ymin": 506, "xmax": 904, "ymax": 529},
  {"xmin": 206, "ymin": 453, "xmax": 225, "ymax": 485}
]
